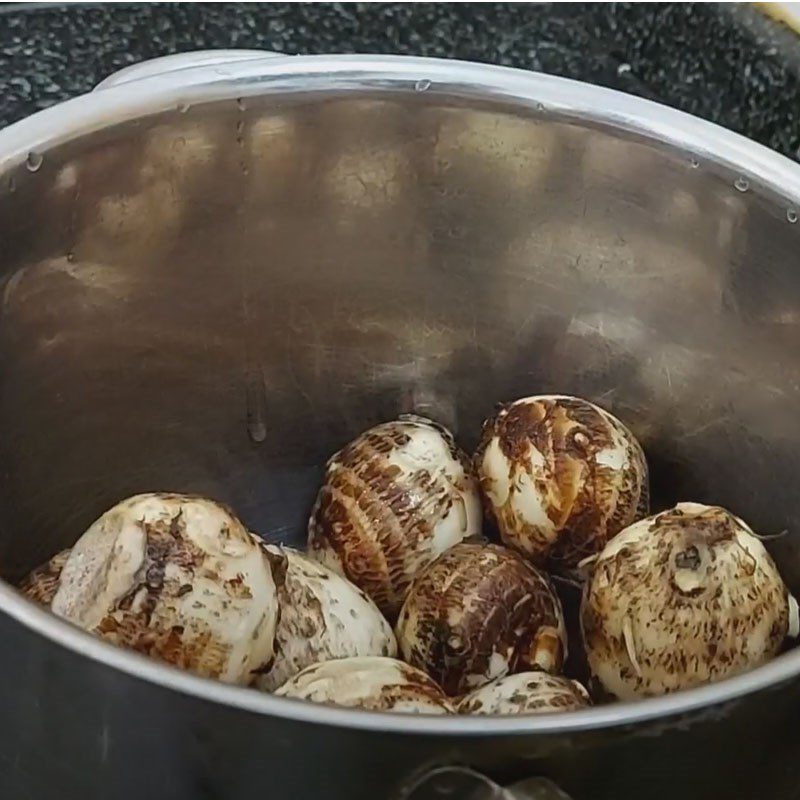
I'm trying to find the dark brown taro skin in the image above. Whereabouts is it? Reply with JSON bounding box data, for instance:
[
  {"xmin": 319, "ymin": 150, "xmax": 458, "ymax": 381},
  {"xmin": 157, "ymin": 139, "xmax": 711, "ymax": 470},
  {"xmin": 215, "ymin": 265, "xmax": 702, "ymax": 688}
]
[
  {"xmin": 474, "ymin": 395, "xmax": 649, "ymax": 573},
  {"xmin": 48, "ymin": 493, "xmax": 281, "ymax": 685},
  {"xmin": 307, "ymin": 416, "xmax": 481, "ymax": 619},
  {"xmin": 19, "ymin": 548, "xmax": 71, "ymax": 605},
  {"xmin": 395, "ymin": 543, "xmax": 567, "ymax": 696},
  {"xmin": 581, "ymin": 503, "xmax": 795, "ymax": 700}
]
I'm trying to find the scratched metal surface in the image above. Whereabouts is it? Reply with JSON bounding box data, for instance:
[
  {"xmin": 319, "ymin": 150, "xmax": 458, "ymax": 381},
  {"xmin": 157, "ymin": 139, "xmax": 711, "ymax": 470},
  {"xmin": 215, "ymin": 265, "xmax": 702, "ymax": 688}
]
[{"xmin": 2, "ymin": 81, "xmax": 800, "ymax": 595}]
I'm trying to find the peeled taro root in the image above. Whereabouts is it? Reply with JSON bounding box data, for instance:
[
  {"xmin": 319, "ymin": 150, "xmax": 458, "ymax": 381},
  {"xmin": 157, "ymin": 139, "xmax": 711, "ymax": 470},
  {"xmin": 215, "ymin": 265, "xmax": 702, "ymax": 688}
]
[
  {"xmin": 275, "ymin": 656, "xmax": 455, "ymax": 713},
  {"xmin": 581, "ymin": 502, "xmax": 800, "ymax": 700},
  {"xmin": 49, "ymin": 493, "xmax": 282, "ymax": 685},
  {"xmin": 307, "ymin": 415, "xmax": 482, "ymax": 618},
  {"xmin": 395, "ymin": 542, "xmax": 566, "ymax": 695},
  {"xmin": 19, "ymin": 548, "xmax": 72, "ymax": 605},
  {"xmin": 457, "ymin": 671, "xmax": 590, "ymax": 715},
  {"xmin": 254, "ymin": 546, "xmax": 397, "ymax": 692},
  {"xmin": 475, "ymin": 395, "xmax": 648, "ymax": 572}
]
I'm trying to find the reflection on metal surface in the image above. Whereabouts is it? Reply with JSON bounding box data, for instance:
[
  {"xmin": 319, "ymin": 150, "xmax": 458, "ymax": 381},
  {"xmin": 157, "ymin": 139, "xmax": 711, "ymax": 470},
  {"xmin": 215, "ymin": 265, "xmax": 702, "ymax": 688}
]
[
  {"xmin": 399, "ymin": 766, "xmax": 506, "ymax": 800},
  {"xmin": 2, "ymin": 88, "xmax": 800, "ymax": 589},
  {"xmin": 507, "ymin": 778, "xmax": 576, "ymax": 800},
  {"xmin": 399, "ymin": 766, "xmax": 575, "ymax": 800},
  {"xmin": 2, "ymin": 52, "xmax": 800, "ymax": 800},
  {"xmin": 93, "ymin": 49, "xmax": 284, "ymax": 91},
  {"xmin": 1, "ymin": 55, "xmax": 800, "ymax": 740}
]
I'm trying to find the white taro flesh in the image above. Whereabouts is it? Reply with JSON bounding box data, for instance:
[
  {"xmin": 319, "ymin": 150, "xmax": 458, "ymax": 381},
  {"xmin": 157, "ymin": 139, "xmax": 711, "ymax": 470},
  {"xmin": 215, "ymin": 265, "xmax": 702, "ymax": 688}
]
[
  {"xmin": 396, "ymin": 542, "xmax": 567, "ymax": 695},
  {"xmin": 308, "ymin": 415, "xmax": 482, "ymax": 618},
  {"xmin": 581, "ymin": 502, "xmax": 800, "ymax": 699},
  {"xmin": 457, "ymin": 671, "xmax": 590, "ymax": 715},
  {"xmin": 475, "ymin": 395, "xmax": 649, "ymax": 572},
  {"xmin": 275, "ymin": 656, "xmax": 455, "ymax": 713},
  {"xmin": 50, "ymin": 492, "xmax": 281, "ymax": 685},
  {"xmin": 254, "ymin": 545, "xmax": 397, "ymax": 692}
]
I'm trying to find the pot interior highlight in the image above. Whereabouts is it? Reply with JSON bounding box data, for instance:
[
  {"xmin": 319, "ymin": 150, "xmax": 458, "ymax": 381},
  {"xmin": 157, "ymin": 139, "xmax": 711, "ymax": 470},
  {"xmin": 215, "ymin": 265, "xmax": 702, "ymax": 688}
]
[{"xmin": 2, "ymin": 87, "xmax": 800, "ymax": 698}]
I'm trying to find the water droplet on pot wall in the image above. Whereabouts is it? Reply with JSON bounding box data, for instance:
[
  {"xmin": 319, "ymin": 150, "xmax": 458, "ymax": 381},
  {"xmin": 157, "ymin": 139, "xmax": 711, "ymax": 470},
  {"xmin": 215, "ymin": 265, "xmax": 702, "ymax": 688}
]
[{"xmin": 26, "ymin": 151, "xmax": 43, "ymax": 172}]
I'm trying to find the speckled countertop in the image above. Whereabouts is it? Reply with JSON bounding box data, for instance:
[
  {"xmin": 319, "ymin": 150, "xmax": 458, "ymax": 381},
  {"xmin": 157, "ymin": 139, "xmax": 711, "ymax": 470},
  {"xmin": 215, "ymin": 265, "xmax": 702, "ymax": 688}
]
[{"xmin": 0, "ymin": 2, "xmax": 799, "ymax": 158}]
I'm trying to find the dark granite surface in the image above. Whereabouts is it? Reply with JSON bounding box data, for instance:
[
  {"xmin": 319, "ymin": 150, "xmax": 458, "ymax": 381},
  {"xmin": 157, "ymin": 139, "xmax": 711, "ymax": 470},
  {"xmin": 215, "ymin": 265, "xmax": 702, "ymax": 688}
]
[{"xmin": 0, "ymin": 2, "xmax": 799, "ymax": 158}]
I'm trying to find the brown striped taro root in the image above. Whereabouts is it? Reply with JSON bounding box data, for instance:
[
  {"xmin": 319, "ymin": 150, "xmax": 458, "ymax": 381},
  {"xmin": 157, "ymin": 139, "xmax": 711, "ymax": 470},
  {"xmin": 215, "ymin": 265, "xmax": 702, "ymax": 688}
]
[
  {"xmin": 475, "ymin": 395, "xmax": 649, "ymax": 573},
  {"xmin": 581, "ymin": 502, "xmax": 800, "ymax": 700},
  {"xmin": 307, "ymin": 415, "xmax": 482, "ymax": 618},
  {"xmin": 458, "ymin": 671, "xmax": 590, "ymax": 715},
  {"xmin": 254, "ymin": 546, "xmax": 397, "ymax": 692},
  {"xmin": 46, "ymin": 493, "xmax": 282, "ymax": 685},
  {"xmin": 19, "ymin": 548, "xmax": 72, "ymax": 605},
  {"xmin": 395, "ymin": 543, "xmax": 566, "ymax": 695},
  {"xmin": 275, "ymin": 656, "xmax": 455, "ymax": 713}
]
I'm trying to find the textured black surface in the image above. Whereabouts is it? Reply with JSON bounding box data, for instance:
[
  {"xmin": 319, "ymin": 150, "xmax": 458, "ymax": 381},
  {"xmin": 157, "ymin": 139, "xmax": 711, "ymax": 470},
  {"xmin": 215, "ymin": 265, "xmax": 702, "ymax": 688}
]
[{"xmin": 0, "ymin": 2, "xmax": 800, "ymax": 157}]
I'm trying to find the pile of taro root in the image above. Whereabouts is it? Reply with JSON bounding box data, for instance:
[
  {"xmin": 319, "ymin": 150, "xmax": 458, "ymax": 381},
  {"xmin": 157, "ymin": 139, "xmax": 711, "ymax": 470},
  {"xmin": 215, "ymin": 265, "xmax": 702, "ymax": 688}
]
[{"xmin": 20, "ymin": 394, "xmax": 798, "ymax": 715}]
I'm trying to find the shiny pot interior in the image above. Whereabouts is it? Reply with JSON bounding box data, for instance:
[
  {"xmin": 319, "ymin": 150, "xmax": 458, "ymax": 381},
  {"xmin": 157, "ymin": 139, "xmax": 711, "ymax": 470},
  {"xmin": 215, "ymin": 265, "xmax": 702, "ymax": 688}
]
[{"xmin": 2, "ymin": 55, "xmax": 800, "ymax": 730}]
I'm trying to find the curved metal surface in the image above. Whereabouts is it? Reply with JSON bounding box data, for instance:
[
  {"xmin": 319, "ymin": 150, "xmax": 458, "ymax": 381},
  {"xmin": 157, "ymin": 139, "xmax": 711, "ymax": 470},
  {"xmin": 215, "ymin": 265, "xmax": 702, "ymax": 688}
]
[
  {"xmin": 1, "ymin": 53, "xmax": 800, "ymax": 798},
  {"xmin": 399, "ymin": 767, "xmax": 576, "ymax": 799},
  {"xmin": 93, "ymin": 49, "xmax": 286, "ymax": 91}
]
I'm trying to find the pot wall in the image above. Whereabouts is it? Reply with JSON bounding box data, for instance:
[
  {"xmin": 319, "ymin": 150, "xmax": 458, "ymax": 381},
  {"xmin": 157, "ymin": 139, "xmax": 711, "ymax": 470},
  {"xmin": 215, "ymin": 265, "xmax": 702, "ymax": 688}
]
[
  {"xmin": 2, "ymin": 54, "xmax": 800, "ymax": 799},
  {"xmin": 2, "ymin": 605, "xmax": 799, "ymax": 800}
]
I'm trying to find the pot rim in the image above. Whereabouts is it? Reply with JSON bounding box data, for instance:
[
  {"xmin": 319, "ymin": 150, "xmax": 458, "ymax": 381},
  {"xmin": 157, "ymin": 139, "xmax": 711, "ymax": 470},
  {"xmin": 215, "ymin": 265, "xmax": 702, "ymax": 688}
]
[{"xmin": 1, "ymin": 52, "xmax": 799, "ymax": 734}]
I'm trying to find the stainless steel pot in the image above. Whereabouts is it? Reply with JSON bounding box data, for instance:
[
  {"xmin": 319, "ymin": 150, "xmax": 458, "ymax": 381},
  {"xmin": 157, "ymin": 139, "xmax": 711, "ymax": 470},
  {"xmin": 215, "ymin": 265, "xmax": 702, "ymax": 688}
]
[{"xmin": 2, "ymin": 50, "xmax": 800, "ymax": 800}]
